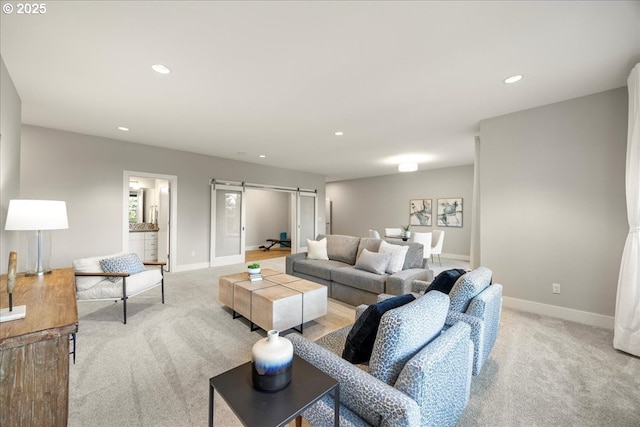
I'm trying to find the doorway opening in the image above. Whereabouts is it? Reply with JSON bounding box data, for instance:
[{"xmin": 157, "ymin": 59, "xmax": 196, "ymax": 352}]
[
  {"xmin": 123, "ymin": 171, "xmax": 177, "ymax": 272},
  {"xmin": 209, "ymin": 180, "xmax": 317, "ymax": 267}
]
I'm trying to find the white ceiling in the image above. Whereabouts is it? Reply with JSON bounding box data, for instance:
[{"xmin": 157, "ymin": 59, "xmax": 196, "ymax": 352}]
[{"xmin": 1, "ymin": 1, "xmax": 639, "ymax": 181}]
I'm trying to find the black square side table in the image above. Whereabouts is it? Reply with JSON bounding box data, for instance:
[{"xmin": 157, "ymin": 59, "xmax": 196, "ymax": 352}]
[{"xmin": 209, "ymin": 354, "xmax": 339, "ymax": 427}]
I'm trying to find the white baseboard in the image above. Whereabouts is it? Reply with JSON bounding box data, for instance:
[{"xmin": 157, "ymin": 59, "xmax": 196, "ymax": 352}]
[
  {"xmin": 440, "ymin": 253, "xmax": 471, "ymax": 261},
  {"xmin": 173, "ymin": 262, "xmax": 211, "ymax": 273},
  {"xmin": 502, "ymin": 296, "xmax": 614, "ymax": 330}
]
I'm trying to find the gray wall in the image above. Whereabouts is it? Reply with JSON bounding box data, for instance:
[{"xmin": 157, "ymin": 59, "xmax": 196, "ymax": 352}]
[
  {"xmin": 479, "ymin": 88, "xmax": 628, "ymax": 317},
  {"xmin": 19, "ymin": 125, "xmax": 325, "ymax": 270},
  {"xmin": 245, "ymin": 188, "xmax": 290, "ymax": 249},
  {"xmin": 0, "ymin": 57, "xmax": 21, "ymax": 273},
  {"xmin": 326, "ymin": 165, "xmax": 474, "ymax": 258}
]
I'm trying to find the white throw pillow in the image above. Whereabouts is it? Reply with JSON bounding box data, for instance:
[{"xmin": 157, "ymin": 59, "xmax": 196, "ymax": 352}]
[
  {"xmin": 378, "ymin": 240, "xmax": 409, "ymax": 274},
  {"xmin": 307, "ymin": 238, "xmax": 329, "ymax": 260}
]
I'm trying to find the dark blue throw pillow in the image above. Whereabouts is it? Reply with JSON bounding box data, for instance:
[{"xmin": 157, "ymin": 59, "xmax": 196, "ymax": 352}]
[
  {"xmin": 342, "ymin": 294, "xmax": 416, "ymax": 364},
  {"xmin": 425, "ymin": 268, "xmax": 468, "ymax": 295}
]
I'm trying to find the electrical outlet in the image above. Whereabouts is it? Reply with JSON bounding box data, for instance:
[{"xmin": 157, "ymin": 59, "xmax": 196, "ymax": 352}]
[
  {"xmin": 191, "ymin": 251, "xmax": 196, "ymax": 257},
  {"xmin": 552, "ymin": 283, "xmax": 561, "ymax": 294}
]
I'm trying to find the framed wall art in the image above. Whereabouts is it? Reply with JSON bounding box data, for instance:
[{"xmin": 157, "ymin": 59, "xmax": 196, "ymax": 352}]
[
  {"xmin": 410, "ymin": 199, "xmax": 432, "ymax": 226},
  {"xmin": 436, "ymin": 198, "xmax": 463, "ymax": 227}
]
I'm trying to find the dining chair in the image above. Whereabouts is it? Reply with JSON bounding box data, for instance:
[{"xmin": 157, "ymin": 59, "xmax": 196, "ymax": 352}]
[
  {"xmin": 411, "ymin": 231, "xmax": 432, "ymax": 267},
  {"xmin": 384, "ymin": 227, "xmax": 403, "ymax": 237},
  {"xmin": 431, "ymin": 230, "xmax": 445, "ymax": 265}
]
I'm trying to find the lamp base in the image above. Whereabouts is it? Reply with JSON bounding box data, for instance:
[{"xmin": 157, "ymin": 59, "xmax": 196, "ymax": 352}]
[
  {"xmin": 25, "ymin": 269, "xmax": 53, "ymax": 277},
  {"xmin": 0, "ymin": 305, "xmax": 27, "ymax": 322}
]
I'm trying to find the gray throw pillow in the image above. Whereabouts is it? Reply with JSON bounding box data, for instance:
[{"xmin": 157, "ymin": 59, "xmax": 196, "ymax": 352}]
[{"xmin": 354, "ymin": 249, "xmax": 391, "ymax": 275}]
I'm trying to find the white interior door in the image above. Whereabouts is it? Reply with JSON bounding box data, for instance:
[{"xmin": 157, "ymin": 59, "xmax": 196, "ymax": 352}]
[
  {"xmin": 210, "ymin": 183, "xmax": 245, "ymax": 266},
  {"xmin": 292, "ymin": 191, "xmax": 317, "ymax": 253}
]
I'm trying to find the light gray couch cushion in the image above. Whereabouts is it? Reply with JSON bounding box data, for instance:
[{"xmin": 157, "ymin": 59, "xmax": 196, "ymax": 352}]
[
  {"xmin": 318, "ymin": 234, "xmax": 361, "ymax": 265},
  {"xmin": 294, "ymin": 258, "xmax": 351, "ymax": 281},
  {"xmin": 354, "ymin": 249, "xmax": 391, "ymax": 275},
  {"xmin": 332, "ymin": 266, "xmax": 388, "ymax": 294},
  {"xmin": 357, "ymin": 237, "xmax": 424, "ymax": 270}
]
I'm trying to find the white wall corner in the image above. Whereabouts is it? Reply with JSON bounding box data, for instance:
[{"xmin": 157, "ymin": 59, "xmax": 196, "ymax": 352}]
[{"xmin": 502, "ymin": 296, "xmax": 614, "ymax": 330}]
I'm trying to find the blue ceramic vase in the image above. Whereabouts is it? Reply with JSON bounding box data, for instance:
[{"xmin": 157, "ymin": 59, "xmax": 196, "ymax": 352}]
[{"xmin": 251, "ymin": 330, "xmax": 293, "ymax": 392}]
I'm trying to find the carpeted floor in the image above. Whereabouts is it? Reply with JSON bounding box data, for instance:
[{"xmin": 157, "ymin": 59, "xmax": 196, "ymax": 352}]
[{"xmin": 68, "ymin": 257, "xmax": 640, "ymax": 427}]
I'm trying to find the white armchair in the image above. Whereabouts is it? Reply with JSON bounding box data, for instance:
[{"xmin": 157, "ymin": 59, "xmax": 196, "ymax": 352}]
[{"xmin": 73, "ymin": 252, "xmax": 165, "ymax": 324}]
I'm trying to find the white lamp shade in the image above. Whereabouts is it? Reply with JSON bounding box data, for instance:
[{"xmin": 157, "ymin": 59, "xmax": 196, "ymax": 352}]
[{"xmin": 4, "ymin": 200, "xmax": 69, "ymax": 230}]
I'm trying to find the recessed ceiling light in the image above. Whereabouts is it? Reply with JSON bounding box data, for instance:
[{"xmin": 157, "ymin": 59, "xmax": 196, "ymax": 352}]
[
  {"xmin": 504, "ymin": 74, "xmax": 523, "ymax": 84},
  {"xmin": 152, "ymin": 64, "xmax": 171, "ymax": 74},
  {"xmin": 259, "ymin": 154, "xmax": 266, "ymax": 158},
  {"xmin": 398, "ymin": 163, "xmax": 418, "ymax": 172},
  {"xmin": 117, "ymin": 126, "xmax": 130, "ymax": 131},
  {"xmin": 335, "ymin": 131, "xmax": 344, "ymax": 136}
]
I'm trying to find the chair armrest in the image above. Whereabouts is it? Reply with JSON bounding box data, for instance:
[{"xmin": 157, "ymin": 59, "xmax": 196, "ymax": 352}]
[
  {"xmin": 446, "ymin": 311, "xmax": 485, "ymax": 375},
  {"xmin": 285, "ymin": 252, "xmax": 307, "ymax": 275},
  {"xmin": 287, "ymin": 333, "xmax": 421, "ymax": 427},
  {"xmin": 411, "ymin": 279, "xmax": 430, "ymax": 294},
  {"xmin": 74, "ymin": 271, "xmax": 129, "ymax": 277},
  {"xmin": 395, "ymin": 321, "xmax": 473, "ymax": 425},
  {"xmin": 355, "ymin": 304, "xmax": 368, "ymax": 321},
  {"xmin": 386, "ymin": 268, "xmax": 433, "ymax": 295}
]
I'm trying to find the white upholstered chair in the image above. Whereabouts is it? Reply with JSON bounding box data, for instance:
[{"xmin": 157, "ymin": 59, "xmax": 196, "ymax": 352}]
[
  {"xmin": 431, "ymin": 230, "xmax": 445, "ymax": 265},
  {"xmin": 368, "ymin": 229, "xmax": 381, "ymax": 238},
  {"xmin": 384, "ymin": 227, "xmax": 403, "ymax": 237},
  {"xmin": 411, "ymin": 231, "xmax": 432, "ymax": 267}
]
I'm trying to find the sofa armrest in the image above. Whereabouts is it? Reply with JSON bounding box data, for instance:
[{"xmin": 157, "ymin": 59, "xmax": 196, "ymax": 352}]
[
  {"xmin": 386, "ymin": 268, "xmax": 433, "ymax": 295},
  {"xmin": 285, "ymin": 252, "xmax": 307, "ymax": 275},
  {"xmin": 287, "ymin": 333, "xmax": 421, "ymax": 427},
  {"xmin": 395, "ymin": 321, "xmax": 473, "ymax": 426}
]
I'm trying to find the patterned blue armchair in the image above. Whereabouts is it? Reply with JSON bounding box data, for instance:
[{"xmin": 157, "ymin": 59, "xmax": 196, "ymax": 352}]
[
  {"xmin": 286, "ymin": 291, "xmax": 474, "ymax": 427},
  {"xmin": 411, "ymin": 266, "xmax": 503, "ymax": 375}
]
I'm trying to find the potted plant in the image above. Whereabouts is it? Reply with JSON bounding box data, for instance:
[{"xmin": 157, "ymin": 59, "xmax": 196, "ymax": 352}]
[
  {"xmin": 401, "ymin": 224, "xmax": 411, "ymax": 239},
  {"xmin": 248, "ymin": 263, "xmax": 261, "ymax": 274}
]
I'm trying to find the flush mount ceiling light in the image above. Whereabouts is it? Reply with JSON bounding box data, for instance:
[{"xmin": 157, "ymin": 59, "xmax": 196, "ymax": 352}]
[
  {"xmin": 398, "ymin": 162, "xmax": 418, "ymax": 172},
  {"xmin": 504, "ymin": 74, "xmax": 523, "ymax": 84},
  {"xmin": 152, "ymin": 64, "xmax": 171, "ymax": 74},
  {"xmin": 259, "ymin": 154, "xmax": 266, "ymax": 158},
  {"xmin": 117, "ymin": 126, "xmax": 130, "ymax": 131},
  {"xmin": 334, "ymin": 131, "xmax": 344, "ymax": 136}
]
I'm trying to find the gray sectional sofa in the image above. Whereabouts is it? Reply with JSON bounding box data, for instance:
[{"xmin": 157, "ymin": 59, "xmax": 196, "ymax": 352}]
[{"xmin": 285, "ymin": 234, "xmax": 433, "ymax": 306}]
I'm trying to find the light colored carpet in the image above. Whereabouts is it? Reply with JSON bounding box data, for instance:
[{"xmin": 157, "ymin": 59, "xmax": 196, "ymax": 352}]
[{"xmin": 68, "ymin": 257, "xmax": 640, "ymax": 426}]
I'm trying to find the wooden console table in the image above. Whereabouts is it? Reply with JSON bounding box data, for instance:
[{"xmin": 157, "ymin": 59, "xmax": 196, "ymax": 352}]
[{"xmin": 0, "ymin": 268, "xmax": 78, "ymax": 427}]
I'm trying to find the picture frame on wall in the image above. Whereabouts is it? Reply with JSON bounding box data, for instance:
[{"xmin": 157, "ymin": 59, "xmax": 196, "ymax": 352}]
[
  {"xmin": 410, "ymin": 199, "xmax": 432, "ymax": 226},
  {"xmin": 437, "ymin": 198, "xmax": 463, "ymax": 227}
]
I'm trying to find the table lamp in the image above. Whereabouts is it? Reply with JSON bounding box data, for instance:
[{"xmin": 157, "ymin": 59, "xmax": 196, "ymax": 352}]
[{"xmin": 4, "ymin": 199, "xmax": 69, "ymax": 276}]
